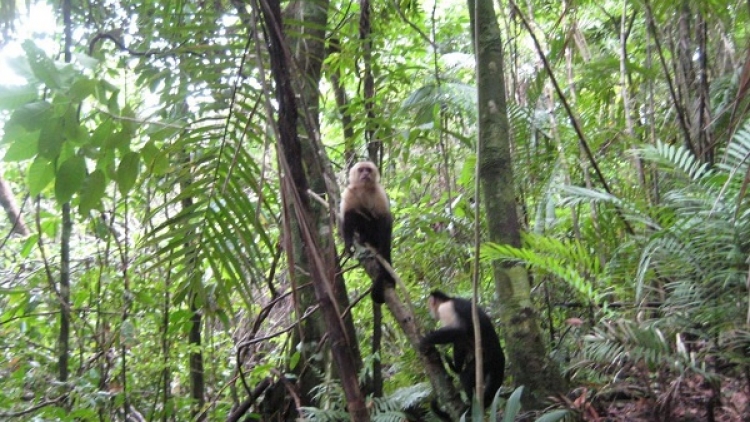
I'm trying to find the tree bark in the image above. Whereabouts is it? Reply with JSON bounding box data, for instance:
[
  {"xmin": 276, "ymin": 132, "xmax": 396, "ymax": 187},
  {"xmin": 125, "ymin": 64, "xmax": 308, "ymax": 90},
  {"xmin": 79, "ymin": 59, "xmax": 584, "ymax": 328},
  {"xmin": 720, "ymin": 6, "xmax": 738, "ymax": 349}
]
[
  {"xmin": 0, "ymin": 176, "xmax": 29, "ymax": 236},
  {"xmin": 260, "ymin": 0, "xmax": 369, "ymax": 420},
  {"xmin": 469, "ymin": 0, "xmax": 566, "ymax": 408},
  {"xmin": 283, "ymin": 0, "xmax": 365, "ymax": 416}
]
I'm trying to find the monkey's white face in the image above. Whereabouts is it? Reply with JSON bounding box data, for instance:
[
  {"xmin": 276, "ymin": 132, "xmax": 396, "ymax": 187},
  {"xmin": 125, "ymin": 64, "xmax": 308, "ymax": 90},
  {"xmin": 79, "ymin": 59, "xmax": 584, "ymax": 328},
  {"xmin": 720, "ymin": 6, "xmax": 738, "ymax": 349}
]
[{"xmin": 349, "ymin": 162, "xmax": 380, "ymax": 185}]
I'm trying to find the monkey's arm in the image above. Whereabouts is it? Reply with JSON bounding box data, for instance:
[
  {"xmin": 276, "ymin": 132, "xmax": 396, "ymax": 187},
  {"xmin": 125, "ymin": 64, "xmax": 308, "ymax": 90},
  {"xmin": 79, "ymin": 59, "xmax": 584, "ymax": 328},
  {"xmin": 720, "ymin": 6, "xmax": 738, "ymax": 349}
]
[
  {"xmin": 420, "ymin": 327, "xmax": 468, "ymax": 348},
  {"xmin": 376, "ymin": 212, "xmax": 393, "ymax": 263},
  {"xmin": 341, "ymin": 210, "xmax": 361, "ymax": 254}
]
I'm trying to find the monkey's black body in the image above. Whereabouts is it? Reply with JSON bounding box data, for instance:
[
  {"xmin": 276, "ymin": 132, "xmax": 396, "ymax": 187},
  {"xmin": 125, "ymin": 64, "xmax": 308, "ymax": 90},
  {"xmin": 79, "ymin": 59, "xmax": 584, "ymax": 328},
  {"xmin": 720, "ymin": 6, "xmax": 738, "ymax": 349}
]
[
  {"xmin": 341, "ymin": 208, "xmax": 394, "ymax": 303},
  {"xmin": 421, "ymin": 291, "xmax": 505, "ymax": 416},
  {"xmin": 340, "ymin": 161, "xmax": 395, "ymax": 304}
]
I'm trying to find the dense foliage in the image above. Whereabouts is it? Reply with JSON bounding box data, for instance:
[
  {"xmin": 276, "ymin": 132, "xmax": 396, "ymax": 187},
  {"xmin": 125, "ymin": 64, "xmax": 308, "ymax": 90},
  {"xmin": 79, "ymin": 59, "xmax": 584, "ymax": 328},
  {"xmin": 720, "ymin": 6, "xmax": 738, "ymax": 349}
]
[{"xmin": 1, "ymin": 0, "xmax": 750, "ymax": 420}]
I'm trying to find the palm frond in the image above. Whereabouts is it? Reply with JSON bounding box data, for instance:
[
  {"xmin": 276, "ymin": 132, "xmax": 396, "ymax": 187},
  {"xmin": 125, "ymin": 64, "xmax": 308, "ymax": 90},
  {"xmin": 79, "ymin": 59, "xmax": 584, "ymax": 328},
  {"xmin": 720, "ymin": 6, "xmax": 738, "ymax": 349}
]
[
  {"xmin": 481, "ymin": 234, "xmax": 601, "ymax": 302},
  {"xmin": 635, "ymin": 141, "xmax": 712, "ymax": 181}
]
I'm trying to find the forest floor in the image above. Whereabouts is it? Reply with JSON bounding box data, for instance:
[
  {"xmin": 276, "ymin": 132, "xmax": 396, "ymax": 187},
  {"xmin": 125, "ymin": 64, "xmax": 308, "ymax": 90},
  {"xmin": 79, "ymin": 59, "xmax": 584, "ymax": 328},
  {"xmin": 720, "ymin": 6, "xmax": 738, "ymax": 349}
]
[{"xmin": 546, "ymin": 374, "xmax": 750, "ymax": 422}]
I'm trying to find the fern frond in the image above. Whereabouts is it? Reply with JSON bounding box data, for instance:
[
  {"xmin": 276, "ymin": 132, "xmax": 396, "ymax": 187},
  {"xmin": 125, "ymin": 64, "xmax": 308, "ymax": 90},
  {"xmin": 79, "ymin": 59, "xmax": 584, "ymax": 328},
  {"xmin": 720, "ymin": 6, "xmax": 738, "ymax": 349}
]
[{"xmin": 481, "ymin": 236, "xmax": 600, "ymax": 303}]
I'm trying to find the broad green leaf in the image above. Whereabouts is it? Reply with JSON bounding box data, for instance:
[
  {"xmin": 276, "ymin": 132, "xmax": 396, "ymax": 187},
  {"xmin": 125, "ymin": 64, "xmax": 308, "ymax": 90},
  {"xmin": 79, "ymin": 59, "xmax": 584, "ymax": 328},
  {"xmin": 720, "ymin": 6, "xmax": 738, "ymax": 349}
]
[
  {"xmin": 289, "ymin": 351, "xmax": 301, "ymax": 370},
  {"xmin": 97, "ymin": 148, "xmax": 116, "ymax": 178},
  {"xmin": 116, "ymin": 151, "xmax": 139, "ymax": 195},
  {"xmin": 20, "ymin": 234, "xmax": 39, "ymax": 258},
  {"xmin": 55, "ymin": 155, "xmax": 87, "ymax": 204},
  {"xmin": 73, "ymin": 53, "xmax": 99, "ymax": 70},
  {"xmin": 3, "ymin": 126, "xmax": 39, "ymax": 161},
  {"xmin": 141, "ymin": 140, "xmax": 169, "ymax": 175},
  {"xmin": 27, "ymin": 156, "xmax": 54, "ymax": 195},
  {"xmin": 38, "ymin": 119, "xmax": 65, "ymax": 159},
  {"xmin": 534, "ymin": 410, "xmax": 570, "ymax": 422},
  {"xmin": 121, "ymin": 105, "xmax": 137, "ymax": 135},
  {"xmin": 502, "ymin": 386, "xmax": 524, "ymax": 422},
  {"xmin": 90, "ymin": 119, "xmax": 115, "ymax": 147},
  {"xmin": 22, "ymin": 40, "xmax": 62, "ymax": 90},
  {"xmin": 62, "ymin": 107, "xmax": 88, "ymax": 145},
  {"xmin": 5, "ymin": 101, "xmax": 52, "ymax": 130},
  {"xmin": 3, "ymin": 54, "xmax": 35, "ymax": 82},
  {"xmin": 105, "ymin": 130, "xmax": 131, "ymax": 151},
  {"xmin": 78, "ymin": 169, "xmax": 106, "ymax": 214},
  {"xmin": 68, "ymin": 76, "xmax": 97, "ymax": 102},
  {"xmin": 0, "ymin": 85, "xmax": 38, "ymax": 110},
  {"xmin": 94, "ymin": 79, "xmax": 120, "ymax": 108}
]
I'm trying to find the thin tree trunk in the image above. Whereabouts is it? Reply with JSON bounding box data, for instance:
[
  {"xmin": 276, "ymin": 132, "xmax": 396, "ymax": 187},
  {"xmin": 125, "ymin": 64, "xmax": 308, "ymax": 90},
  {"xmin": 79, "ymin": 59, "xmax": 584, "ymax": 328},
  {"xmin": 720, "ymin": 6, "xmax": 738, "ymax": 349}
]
[
  {"xmin": 58, "ymin": 0, "xmax": 73, "ymax": 390},
  {"xmin": 59, "ymin": 203, "xmax": 71, "ymax": 384},
  {"xmin": 469, "ymin": 0, "xmax": 566, "ymax": 408},
  {"xmin": 179, "ymin": 161, "xmax": 205, "ymax": 421},
  {"xmin": 189, "ymin": 296, "xmax": 205, "ymax": 421},
  {"xmin": 358, "ymin": 0, "xmax": 384, "ymax": 397}
]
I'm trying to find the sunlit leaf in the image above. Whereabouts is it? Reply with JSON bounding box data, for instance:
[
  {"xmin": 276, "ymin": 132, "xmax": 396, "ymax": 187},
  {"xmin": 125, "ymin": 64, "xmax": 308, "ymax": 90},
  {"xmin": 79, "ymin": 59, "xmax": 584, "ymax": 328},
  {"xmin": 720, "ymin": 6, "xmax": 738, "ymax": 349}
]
[
  {"xmin": 0, "ymin": 85, "xmax": 38, "ymax": 110},
  {"xmin": 20, "ymin": 234, "xmax": 39, "ymax": 258},
  {"xmin": 73, "ymin": 53, "xmax": 99, "ymax": 70},
  {"xmin": 68, "ymin": 76, "xmax": 97, "ymax": 102},
  {"xmin": 2, "ymin": 127, "xmax": 39, "ymax": 161},
  {"xmin": 22, "ymin": 40, "xmax": 62, "ymax": 90},
  {"xmin": 5, "ymin": 101, "xmax": 52, "ymax": 130},
  {"xmin": 105, "ymin": 130, "xmax": 131, "ymax": 151}
]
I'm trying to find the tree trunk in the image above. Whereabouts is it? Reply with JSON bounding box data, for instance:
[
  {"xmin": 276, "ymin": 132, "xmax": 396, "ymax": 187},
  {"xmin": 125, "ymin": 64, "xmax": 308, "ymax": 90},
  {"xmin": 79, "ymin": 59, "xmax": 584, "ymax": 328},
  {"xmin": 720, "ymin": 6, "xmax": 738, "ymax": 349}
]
[
  {"xmin": 469, "ymin": 0, "xmax": 566, "ymax": 408},
  {"xmin": 283, "ymin": 0, "xmax": 365, "ymax": 416},
  {"xmin": 0, "ymin": 175, "xmax": 29, "ymax": 236},
  {"xmin": 260, "ymin": 0, "xmax": 369, "ymax": 420}
]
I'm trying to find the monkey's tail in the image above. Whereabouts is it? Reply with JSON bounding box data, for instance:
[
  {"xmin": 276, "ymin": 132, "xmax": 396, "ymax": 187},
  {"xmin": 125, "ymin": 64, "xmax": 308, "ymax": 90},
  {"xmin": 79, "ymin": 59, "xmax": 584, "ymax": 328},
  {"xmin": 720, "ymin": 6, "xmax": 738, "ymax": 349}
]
[{"xmin": 371, "ymin": 268, "xmax": 395, "ymax": 304}]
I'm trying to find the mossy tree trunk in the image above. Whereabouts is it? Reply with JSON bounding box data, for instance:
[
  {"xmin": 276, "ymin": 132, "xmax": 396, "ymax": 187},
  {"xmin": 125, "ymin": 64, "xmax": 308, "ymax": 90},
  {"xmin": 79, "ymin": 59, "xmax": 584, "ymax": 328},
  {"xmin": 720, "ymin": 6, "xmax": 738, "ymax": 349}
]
[{"xmin": 468, "ymin": 0, "xmax": 566, "ymax": 408}]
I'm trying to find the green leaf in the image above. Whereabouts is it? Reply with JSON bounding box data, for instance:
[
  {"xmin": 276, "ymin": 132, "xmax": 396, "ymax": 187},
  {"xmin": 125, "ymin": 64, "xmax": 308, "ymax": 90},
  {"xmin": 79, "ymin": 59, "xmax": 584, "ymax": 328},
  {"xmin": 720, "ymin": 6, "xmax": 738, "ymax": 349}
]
[
  {"xmin": 502, "ymin": 386, "xmax": 524, "ymax": 422},
  {"xmin": 121, "ymin": 105, "xmax": 138, "ymax": 135},
  {"xmin": 73, "ymin": 53, "xmax": 99, "ymax": 70},
  {"xmin": 90, "ymin": 119, "xmax": 115, "ymax": 147},
  {"xmin": 2, "ymin": 126, "xmax": 39, "ymax": 161},
  {"xmin": 116, "ymin": 151, "xmax": 140, "ymax": 195},
  {"xmin": 0, "ymin": 85, "xmax": 38, "ymax": 110},
  {"xmin": 534, "ymin": 410, "xmax": 570, "ymax": 422},
  {"xmin": 105, "ymin": 130, "xmax": 131, "ymax": 151},
  {"xmin": 79, "ymin": 169, "xmax": 106, "ymax": 214},
  {"xmin": 5, "ymin": 101, "xmax": 52, "ymax": 130},
  {"xmin": 55, "ymin": 155, "xmax": 87, "ymax": 204},
  {"xmin": 22, "ymin": 40, "xmax": 62, "ymax": 90},
  {"xmin": 289, "ymin": 351, "xmax": 301, "ymax": 370},
  {"xmin": 38, "ymin": 119, "xmax": 65, "ymax": 159},
  {"xmin": 141, "ymin": 140, "xmax": 170, "ymax": 175},
  {"xmin": 68, "ymin": 76, "xmax": 97, "ymax": 102},
  {"xmin": 62, "ymin": 107, "xmax": 88, "ymax": 145},
  {"xmin": 27, "ymin": 157, "xmax": 54, "ymax": 195},
  {"xmin": 20, "ymin": 234, "xmax": 39, "ymax": 258}
]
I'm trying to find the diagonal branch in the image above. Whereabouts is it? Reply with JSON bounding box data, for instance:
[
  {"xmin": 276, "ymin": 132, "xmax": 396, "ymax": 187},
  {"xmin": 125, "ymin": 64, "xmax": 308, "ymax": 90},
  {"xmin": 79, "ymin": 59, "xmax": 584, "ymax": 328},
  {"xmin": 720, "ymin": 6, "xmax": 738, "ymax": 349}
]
[{"xmin": 509, "ymin": 0, "xmax": 635, "ymax": 235}]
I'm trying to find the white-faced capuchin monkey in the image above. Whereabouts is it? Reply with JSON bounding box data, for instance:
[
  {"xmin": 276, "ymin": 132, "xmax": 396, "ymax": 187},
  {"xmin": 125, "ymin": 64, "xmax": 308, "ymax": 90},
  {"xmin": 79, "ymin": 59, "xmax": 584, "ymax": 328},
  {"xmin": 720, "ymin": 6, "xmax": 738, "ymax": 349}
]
[
  {"xmin": 420, "ymin": 290, "xmax": 505, "ymax": 419},
  {"xmin": 340, "ymin": 161, "xmax": 394, "ymax": 304}
]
